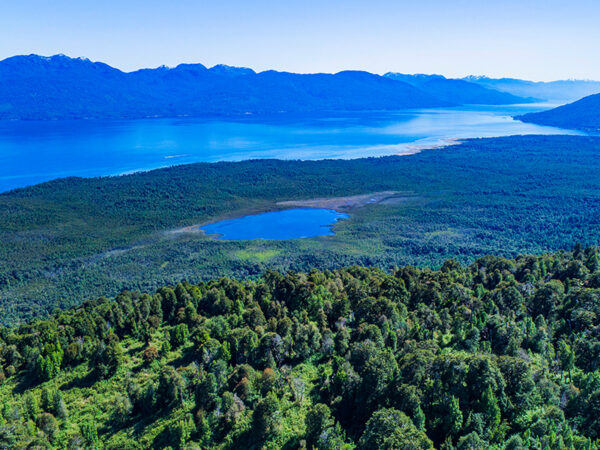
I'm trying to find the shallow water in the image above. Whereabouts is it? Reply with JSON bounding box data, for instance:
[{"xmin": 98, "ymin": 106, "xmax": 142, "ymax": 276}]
[
  {"xmin": 0, "ymin": 104, "xmax": 584, "ymax": 192},
  {"xmin": 201, "ymin": 208, "xmax": 349, "ymax": 240}
]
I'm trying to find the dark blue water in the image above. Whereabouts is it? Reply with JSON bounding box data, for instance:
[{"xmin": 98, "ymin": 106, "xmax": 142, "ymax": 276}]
[
  {"xmin": 0, "ymin": 104, "xmax": 583, "ymax": 192},
  {"xmin": 201, "ymin": 208, "xmax": 349, "ymax": 240}
]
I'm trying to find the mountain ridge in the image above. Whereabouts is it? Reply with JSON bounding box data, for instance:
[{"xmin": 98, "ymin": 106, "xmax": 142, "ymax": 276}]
[
  {"xmin": 0, "ymin": 54, "xmax": 452, "ymax": 120},
  {"xmin": 464, "ymin": 75, "xmax": 600, "ymax": 103},
  {"xmin": 3, "ymin": 53, "xmax": 597, "ymax": 120},
  {"xmin": 384, "ymin": 72, "xmax": 534, "ymax": 105},
  {"xmin": 516, "ymin": 92, "xmax": 600, "ymax": 131},
  {"xmin": 0, "ymin": 54, "xmax": 551, "ymax": 120}
]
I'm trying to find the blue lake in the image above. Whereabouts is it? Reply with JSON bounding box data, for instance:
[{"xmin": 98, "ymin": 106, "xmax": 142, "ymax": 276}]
[
  {"xmin": 0, "ymin": 104, "xmax": 585, "ymax": 192},
  {"xmin": 201, "ymin": 208, "xmax": 349, "ymax": 240}
]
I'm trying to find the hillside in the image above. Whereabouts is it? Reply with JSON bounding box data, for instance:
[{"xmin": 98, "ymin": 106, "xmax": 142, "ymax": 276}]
[
  {"xmin": 2, "ymin": 135, "xmax": 600, "ymax": 324},
  {"xmin": 464, "ymin": 76, "xmax": 600, "ymax": 103},
  {"xmin": 384, "ymin": 73, "xmax": 532, "ymax": 105},
  {"xmin": 0, "ymin": 249, "xmax": 599, "ymax": 448},
  {"xmin": 516, "ymin": 93, "xmax": 600, "ymax": 131},
  {"xmin": 0, "ymin": 54, "xmax": 451, "ymax": 120}
]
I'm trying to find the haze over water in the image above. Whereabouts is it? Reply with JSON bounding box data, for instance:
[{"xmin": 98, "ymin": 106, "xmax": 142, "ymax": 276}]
[{"xmin": 0, "ymin": 104, "xmax": 584, "ymax": 192}]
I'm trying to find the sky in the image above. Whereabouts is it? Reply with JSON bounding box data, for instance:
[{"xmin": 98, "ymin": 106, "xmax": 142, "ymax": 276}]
[{"xmin": 2, "ymin": 0, "xmax": 600, "ymax": 81}]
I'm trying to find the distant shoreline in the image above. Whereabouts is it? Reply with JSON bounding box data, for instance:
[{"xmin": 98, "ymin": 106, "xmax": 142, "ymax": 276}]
[{"xmin": 398, "ymin": 137, "xmax": 464, "ymax": 156}]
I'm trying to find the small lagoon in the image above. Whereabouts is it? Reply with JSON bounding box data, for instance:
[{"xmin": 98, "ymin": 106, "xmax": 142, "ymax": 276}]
[{"xmin": 201, "ymin": 208, "xmax": 348, "ymax": 240}]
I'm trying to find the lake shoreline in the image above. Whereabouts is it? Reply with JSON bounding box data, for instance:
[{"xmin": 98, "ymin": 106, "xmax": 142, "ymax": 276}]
[
  {"xmin": 167, "ymin": 190, "xmax": 410, "ymax": 238},
  {"xmin": 0, "ymin": 105, "xmax": 580, "ymax": 193}
]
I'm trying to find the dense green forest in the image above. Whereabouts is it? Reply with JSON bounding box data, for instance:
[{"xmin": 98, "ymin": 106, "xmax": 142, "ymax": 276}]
[
  {"xmin": 2, "ymin": 135, "xmax": 600, "ymax": 324},
  {"xmin": 0, "ymin": 247, "xmax": 600, "ymax": 448}
]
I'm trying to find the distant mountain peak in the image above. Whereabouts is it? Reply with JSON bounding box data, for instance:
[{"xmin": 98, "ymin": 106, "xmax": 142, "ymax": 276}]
[
  {"xmin": 463, "ymin": 75, "xmax": 489, "ymax": 81},
  {"xmin": 209, "ymin": 64, "xmax": 255, "ymax": 76},
  {"xmin": 464, "ymin": 75, "xmax": 600, "ymax": 102},
  {"xmin": 385, "ymin": 72, "xmax": 447, "ymax": 81},
  {"xmin": 51, "ymin": 53, "xmax": 89, "ymax": 62},
  {"xmin": 384, "ymin": 72, "xmax": 532, "ymax": 105},
  {"xmin": 0, "ymin": 53, "xmax": 122, "ymax": 77},
  {"xmin": 167, "ymin": 63, "xmax": 207, "ymax": 72},
  {"xmin": 13, "ymin": 53, "xmax": 92, "ymax": 64}
]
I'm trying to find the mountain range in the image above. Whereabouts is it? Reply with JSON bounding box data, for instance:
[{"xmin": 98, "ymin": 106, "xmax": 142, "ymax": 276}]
[
  {"xmin": 516, "ymin": 92, "xmax": 600, "ymax": 131},
  {"xmin": 464, "ymin": 76, "xmax": 600, "ymax": 103},
  {"xmin": 384, "ymin": 73, "xmax": 533, "ymax": 105},
  {"xmin": 0, "ymin": 54, "xmax": 532, "ymax": 120},
  {"xmin": 0, "ymin": 54, "xmax": 449, "ymax": 120},
  {"xmin": 2, "ymin": 54, "xmax": 600, "ymax": 120}
]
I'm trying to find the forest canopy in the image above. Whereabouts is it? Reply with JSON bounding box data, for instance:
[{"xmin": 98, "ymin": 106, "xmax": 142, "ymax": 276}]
[
  {"xmin": 2, "ymin": 135, "xmax": 600, "ymax": 324},
  {"xmin": 0, "ymin": 247, "xmax": 599, "ymax": 448}
]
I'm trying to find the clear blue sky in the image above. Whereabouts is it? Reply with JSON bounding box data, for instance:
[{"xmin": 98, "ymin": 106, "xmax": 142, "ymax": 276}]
[{"xmin": 2, "ymin": 0, "xmax": 599, "ymax": 81}]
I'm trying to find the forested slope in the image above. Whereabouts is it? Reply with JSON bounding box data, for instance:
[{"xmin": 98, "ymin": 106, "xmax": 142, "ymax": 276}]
[
  {"xmin": 517, "ymin": 93, "xmax": 600, "ymax": 131},
  {"xmin": 0, "ymin": 248, "xmax": 599, "ymax": 448}
]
